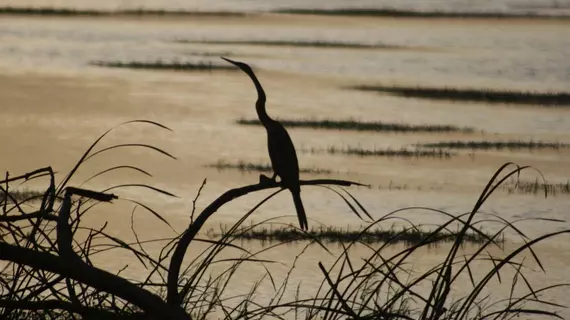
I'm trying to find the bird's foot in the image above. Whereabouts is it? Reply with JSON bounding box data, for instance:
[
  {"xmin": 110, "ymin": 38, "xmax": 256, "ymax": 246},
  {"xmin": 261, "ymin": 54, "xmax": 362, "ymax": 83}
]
[
  {"xmin": 259, "ymin": 174, "xmax": 273, "ymax": 185},
  {"xmin": 259, "ymin": 174, "xmax": 271, "ymax": 184}
]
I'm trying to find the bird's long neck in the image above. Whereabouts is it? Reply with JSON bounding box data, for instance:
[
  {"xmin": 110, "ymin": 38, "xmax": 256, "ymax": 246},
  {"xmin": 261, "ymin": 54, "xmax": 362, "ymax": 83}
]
[
  {"xmin": 247, "ymin": 72, "xmax": 273, "ymax": 126},
  {"xmin": 256, "ymin": 100, "xmax": 271, "ymax": 126}
]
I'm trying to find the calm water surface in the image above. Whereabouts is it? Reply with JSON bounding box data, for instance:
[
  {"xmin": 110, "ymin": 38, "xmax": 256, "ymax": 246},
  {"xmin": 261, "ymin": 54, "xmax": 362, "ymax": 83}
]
[{"xmin": 0, "ymin": 2, "xmax": 569, "ymax": 317}]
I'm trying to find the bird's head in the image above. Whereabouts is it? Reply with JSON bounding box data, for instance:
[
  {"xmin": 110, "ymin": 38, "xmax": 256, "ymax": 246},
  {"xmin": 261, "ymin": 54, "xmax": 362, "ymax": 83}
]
[
  {"xmin": 221, "ymin": 57, "xmax": 254, "ymax": 76},
  {"xmin": 221, "ymin": 56, "xmax": 267, "ymax": 110}
]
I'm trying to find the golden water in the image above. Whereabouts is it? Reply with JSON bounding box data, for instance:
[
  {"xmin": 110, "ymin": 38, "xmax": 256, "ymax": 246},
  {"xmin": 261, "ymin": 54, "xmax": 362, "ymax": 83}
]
[{"xmin": 1, "ymin": 11, "xmax": 569, "ymax": 318}]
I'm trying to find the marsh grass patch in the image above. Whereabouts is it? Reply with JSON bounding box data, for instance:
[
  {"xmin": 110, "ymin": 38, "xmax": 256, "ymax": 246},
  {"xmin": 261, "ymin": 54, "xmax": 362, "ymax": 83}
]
[
  {"xmin": 274, "ymin": 8, "xmax": 570, "ymax": 20},
  {"xmin": 419, "ymin": 140, "xmax": 570, "ymax": 151},
  {"xmin": 209, "ymin": 224, "xmax": 500, "ymax": 246},
  {"xmin": 177, "ymin": 39, "xmax": 401, "ymax": 49},
  {"xmin": 503, "ymin": 179, "xmax": 570, "ymax": 196},
  {"xmin": 207, "ymin": 160, "xmax": 332, "ymax": 174},
  {"xmin": 302, "ymin": 145, "xmax": 455, "ymax": 159},
  {"xmin": 90, "ymin": 60, "xmax": 235, "ymax": 72},
  {"xmin": 2, "ymin": 6, "xmax": 568, "ymax": 20},
  {"xmin": 237, "ymin": 118, "xmax": 474, "ymax": 133},
  {"xmin": 0, "ymin": 7, "xmax": 247, "ymax": 17},
  {"xmin": 186, "ymin": 51, "xmax": 234, "ymax": 58},
  {"xmin": 354, "ymin": 85, "xmax": 570, "ymax": 107}
]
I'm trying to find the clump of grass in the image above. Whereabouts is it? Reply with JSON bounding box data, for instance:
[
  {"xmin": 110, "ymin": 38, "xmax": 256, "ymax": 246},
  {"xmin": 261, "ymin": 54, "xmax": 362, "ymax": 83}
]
[
  {"xmin": 303, "ymin": 146, "xmax": 455, "ymax": 158},
  {"xmin": 419, "ymin": 140, "xmax": 570, "ymax": 150},
  {"xmin": 90, "ymin": 60, "xmax": 236, "ymax": 72},
  {"xmin": 0, "ymin": 6, "xmax": 247, "ymax": 17},
  {"xmin": 186, "ymin": 51, "xmax": 234, "ymax": 57},
  {"xmin": 274, "ymin": 8, "xmax": 570, "ymax": 20},
  {"xmin": 210, "ymin": 225, "xmax": 499, "ymax": 246},
  {"xmin": 177, "ymin": 39, "xmax": 400, "ymax": 49},
  {"xmin": 237, "ymin": 118, "xmax": 474, "ymax": 133},
  {"xmin": 503, "ymin": 179, "xmax": 570, "ymax": 196},
  {"xmin": 354, "ymin": 85, "xmax": 570, "ymax": 107},
  {"xmin": 0, "ymin": 6, "xmax": 104, "ymax": 16},
  {"xmin": 206, "ymin": 160, "xmax": 332, "ymax": 174},
  {"xmin": 111, "ymin": 9, "xmax": 247, "ymax": 17}
]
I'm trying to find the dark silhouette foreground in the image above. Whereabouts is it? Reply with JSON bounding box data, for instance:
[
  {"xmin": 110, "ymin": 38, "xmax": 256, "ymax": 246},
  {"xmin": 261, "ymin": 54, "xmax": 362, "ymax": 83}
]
[{"xmin": 222, "ymin": 57, "xmax": 308, "ymax": 230}]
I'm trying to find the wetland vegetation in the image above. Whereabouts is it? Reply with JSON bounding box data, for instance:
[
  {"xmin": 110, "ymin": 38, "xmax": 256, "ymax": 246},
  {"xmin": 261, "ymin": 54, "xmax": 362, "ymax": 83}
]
[
  {"xmin": 1, "ymin": 122, "xmax": 567, "ymax": 319},
  {"xmin": 353, "ymin": 85, "xmax": 570, "ymax": 106},
  {"xmin": 177, "ymin": 39, "xmax": 400, "ymax": 49},
  {"xmin": 274, "ymin": 8, "xmax": 570, "ymax": 20},
  {"xmin": 237, "ymin": 118, "xmax": 474, "ymax": 133},
  {"xmin": 207, "ymin": 160, "xmax": 332, "ymax": 174},
  {"xmin": 90, "ymin": 60, "xmax": 235, "ymax": 72},
  {"xmin": 419, "ymin": 140, "xmax": 569, "ymax": 151},
  {"xmin": 0, "ymin": 6, "xmax": 247, "ymax": 17},
  {"xmin": 2, "ymin": 6, "xmax": 569, "ymax": 21},
  {"xmin": 302, "ymin": 145, "xmax": 455, "ymax": 158},
  {"xmin": 502, "ymin": 179, "xmax": 570, "ymax": 196},
  {"xmin": 210, "ymin": 225, "xmax": 499, "ymax": 245}
]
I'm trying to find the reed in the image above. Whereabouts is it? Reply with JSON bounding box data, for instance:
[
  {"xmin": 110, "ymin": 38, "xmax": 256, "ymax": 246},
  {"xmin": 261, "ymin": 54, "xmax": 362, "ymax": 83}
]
[
  {"xmin": 420, "ymin": 140, "xmax": 570, "ymax": 150},
  {"xmin": 274, "ymin": 8, "xmax": 570, "ymax": 20},
  {"xmin": 0, "ymin": 6, "xmax": 246, "ymax": 17},
  {"xmin": 302, "ymin": 145, "xmax": 455, "ymax": 158},
  {"xmin": 90, "ymin": 60, "xmax": 235, "ymax": 71},
  {"xmin": 503, "ymin": 179, "xmax": 570, "ymax": 195},
  {"xmin": 2, "ymin": 6, "xmax": 568, "ymax": 20},
  {"xmin": 237, "ymin": 118, "xmax": 474, "ymax": 133},
  {"xmin": 354, "ymin": 85, "xmax": 570, "ymax": 106},
  {"xmin": 206, "ymin": 160, "xmax": 332, "ymax": 174},
  {"xmin": 177, "ymin": 39, "xmax": 398, "ymax": 49},
  {"xmin": 210, "ymin": 225, "xmax": 497, "ymax": 245},
  {"xmin": 186, "ymin": 50, "xmax": 234, "ymax": 57}
]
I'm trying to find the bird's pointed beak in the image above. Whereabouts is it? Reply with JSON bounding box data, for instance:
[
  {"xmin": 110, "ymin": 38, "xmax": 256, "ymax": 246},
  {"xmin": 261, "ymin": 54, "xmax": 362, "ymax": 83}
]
[
  {"xmin": 221, "ymin": 56, "xmax": 238, "ymax": 66},
  {"xmin": 221, "ymin": 57, "xmax": 252, "ymax": 74}
]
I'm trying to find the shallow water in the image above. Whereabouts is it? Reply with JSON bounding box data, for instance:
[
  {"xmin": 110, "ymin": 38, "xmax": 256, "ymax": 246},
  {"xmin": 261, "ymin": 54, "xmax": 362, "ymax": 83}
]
[{"xmin": 1, "ymin": 5, "xmax": 569, "ymax": 318}]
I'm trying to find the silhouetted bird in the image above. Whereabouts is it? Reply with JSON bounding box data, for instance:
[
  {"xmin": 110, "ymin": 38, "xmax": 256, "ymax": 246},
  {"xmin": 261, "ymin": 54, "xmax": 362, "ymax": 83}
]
[{"xmin": 222, "ymin": 57, "xmax": 308, "ymax": 230}]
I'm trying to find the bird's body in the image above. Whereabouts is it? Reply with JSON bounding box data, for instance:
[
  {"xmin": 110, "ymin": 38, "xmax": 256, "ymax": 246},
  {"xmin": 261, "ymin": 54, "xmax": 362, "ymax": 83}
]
[{"xmin": 222, "ymin": 57, "xmax": 308, "ymax": 230}]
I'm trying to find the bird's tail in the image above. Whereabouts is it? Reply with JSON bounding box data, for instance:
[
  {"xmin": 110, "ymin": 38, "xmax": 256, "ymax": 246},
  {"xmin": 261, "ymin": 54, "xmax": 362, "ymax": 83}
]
[{"xmin": 290, "ymin": 190, "xmax": 308, "ymax": 230}]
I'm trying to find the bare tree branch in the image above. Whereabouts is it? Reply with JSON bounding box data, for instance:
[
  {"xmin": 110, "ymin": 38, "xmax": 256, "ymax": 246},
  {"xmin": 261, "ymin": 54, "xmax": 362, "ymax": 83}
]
[
  {"xmin": 0, "ymin": 242, "xmax": 190, "ymax": 320},
  {"xmin": 167, "ymin": 178, "xmax": 365, "ymax": 306}
]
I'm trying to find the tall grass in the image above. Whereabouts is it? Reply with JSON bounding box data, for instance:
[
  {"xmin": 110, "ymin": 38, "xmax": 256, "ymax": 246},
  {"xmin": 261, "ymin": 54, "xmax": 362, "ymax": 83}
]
[
  {"xmin": 354, "ymin": 85, "xmax": 570, "ymax": 107},
  {"xmin": 0, "ymin": 121, "xmax": 365, "ymax": 319},
  {"xmin": 420, "ymin": 140, "xmax": 569, "ymax": 150},
  {"xmin": 1, "ymin": 122, "xmax": 567, "ymax": 319},
  {"xmin": 237, "ymin": 118, "xmax": 474, "ymax": 133}
]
